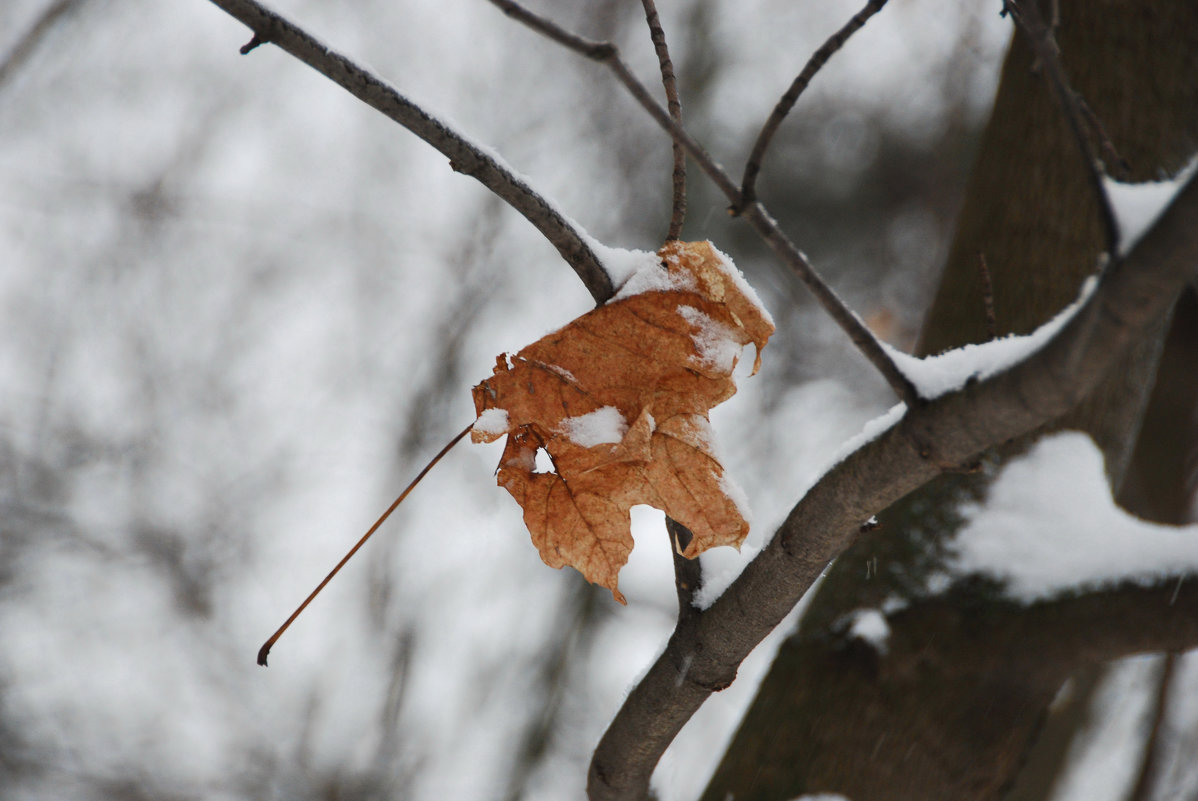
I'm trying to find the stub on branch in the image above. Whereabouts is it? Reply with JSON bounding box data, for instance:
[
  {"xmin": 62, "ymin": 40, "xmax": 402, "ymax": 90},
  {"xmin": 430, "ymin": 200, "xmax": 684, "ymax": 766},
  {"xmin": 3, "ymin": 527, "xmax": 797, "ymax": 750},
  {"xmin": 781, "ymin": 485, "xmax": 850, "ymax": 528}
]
[{"xmin": 471, "ymin": 241, "xmax": 774, "ymax": 602}]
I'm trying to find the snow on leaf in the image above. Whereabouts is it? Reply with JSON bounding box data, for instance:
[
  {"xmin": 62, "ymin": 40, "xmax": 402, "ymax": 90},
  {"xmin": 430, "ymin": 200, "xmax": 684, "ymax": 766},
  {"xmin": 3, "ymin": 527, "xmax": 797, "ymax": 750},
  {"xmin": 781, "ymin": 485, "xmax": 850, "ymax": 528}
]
[
  {"xmin": 471, "ymin": 407, "xmax": 510, "ymax": 438},
  {"xmin": 471, "ymin": 241, "xmax": 774, "ymax": 602},
  {"xmin": 556, "ymin": 406, "xmax": 628, "ymax": 447}
]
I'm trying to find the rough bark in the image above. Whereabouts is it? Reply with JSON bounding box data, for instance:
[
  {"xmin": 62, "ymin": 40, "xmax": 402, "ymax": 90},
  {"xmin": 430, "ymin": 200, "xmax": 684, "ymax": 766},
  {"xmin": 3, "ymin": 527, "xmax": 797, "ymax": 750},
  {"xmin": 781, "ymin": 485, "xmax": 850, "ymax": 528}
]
[{"xmin": 702, "ymin": 583, "xmax": 1198, "ymax": 801}]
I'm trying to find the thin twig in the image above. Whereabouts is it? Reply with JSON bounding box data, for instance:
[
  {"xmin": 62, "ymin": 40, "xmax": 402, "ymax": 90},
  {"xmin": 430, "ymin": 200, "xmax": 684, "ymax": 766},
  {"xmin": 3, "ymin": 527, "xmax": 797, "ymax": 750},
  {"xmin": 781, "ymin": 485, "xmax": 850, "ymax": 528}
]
[
  {"xmin": 488, "ymin": 0, "xmax": 614, "ymax": 58},
  {"xmin": 488, "ymin": 0, "xmax": 737, "ymax": 197},
  {"xmin": 737, "ymin": 0, "xmax": 889, "ymax": 210},
  {"xmin": 485, "ymin": 0, "xmax": 920, "ymax": 407},
  {"xmin": 1003, "ymin": 0, "xmax": 1121, "ymax": 259},
  {"xmin": 639, "ymin": 5, "xmax": 696, "ymax": 603},
  {"xmin": 665, "ymin": 518, "xmax": 701, "ymax": 623},
  {"xmin": 640, "ymin": 0, "xmax": 686, "ymax": 240},
  {"xmin": 1077, "ymin": 95, "xmax": 1132, "ymax": 179},
  {"xmin": 206, "ymin": 0, "xmax": 614, "ymax": 303},
  {"xmin": 741, "ymin": 202, "xmax": 919, "ymax": 404}
]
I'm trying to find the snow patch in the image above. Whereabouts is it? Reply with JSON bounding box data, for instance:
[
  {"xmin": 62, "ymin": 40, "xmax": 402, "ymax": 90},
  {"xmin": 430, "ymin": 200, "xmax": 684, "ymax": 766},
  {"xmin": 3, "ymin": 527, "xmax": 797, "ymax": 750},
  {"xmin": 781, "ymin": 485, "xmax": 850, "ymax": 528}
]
[
  {"xmin": 848, "ymin": 609, "xmax": 890, "ymax": 654},
  {"xmin": 694, "ymin": 540, "xmax": 760, "ymax": 611},
  {"xmin": 790, "ymin": 402, "xmax": 907, "ymax": 506},
  {"xmin": 589, "ymin": 243, "xmax": 660, "ymax": 291},
  {"xmin": 677, "ymin": 305, "xmax": 743, "ymax": 373},
  {"xmin": 591, "ymin": 243, "xmax": 694, "ymax": 300},
  {"xmin": 556, "ymin": 406, "xmax": 628, "ymax": 448},
  {"xmin": 949, "ymin": 432, "xmax": 1198, "ymax": 601},
  {"xmin": 705, "ymin": 240, "xmax": 776, "ymax": 329},
  {"xmin": 719, "ymin": 473, "xmax": 753, "ymax": 528},
  {"xmin": 593, "ymin": 241, "xmax": 776, "ymax": 338},
  {"xmin": 885, "ymin": 276, "xmax": 1096, "ymax": 399},
  {"xmin": 1105, "ymin": 155, "xmax": 1198, "ymax": 253},
  {"xmin": 472, "ymin": 407, "xmax": 509, "ymax": 437}
]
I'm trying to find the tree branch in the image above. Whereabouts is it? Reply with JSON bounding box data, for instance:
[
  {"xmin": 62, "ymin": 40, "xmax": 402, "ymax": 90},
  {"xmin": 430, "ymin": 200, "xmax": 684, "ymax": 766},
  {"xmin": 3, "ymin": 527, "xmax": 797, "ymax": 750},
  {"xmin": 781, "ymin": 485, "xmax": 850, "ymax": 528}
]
[
  {"xmin": 639, "ymin": 3, "xmax": 696, "ymax": 611},
  {"xmin": 737, "ymin": 0, "xmax": 889, "ymax": 211},
  {"xmin": 204, "ymin": 0, "xmax": 614, "ymax": 303},
  {"xmin": 587, "ymin": 171, "xmax": 1198, "ymax": 800},
  {"xmin": 487, "ymin": 0, "xmax": 737, "ymax": 197},
  {"xmin": 639, "ymin": 0, "xmax": 686, "ymax": 240},
  {"xmin": 485, "ymin": 0, "xmax": 921, "ymax": 407},
  {"xmin": 665, "ymin": 517, "xmax": 701, "ymax": 624}
]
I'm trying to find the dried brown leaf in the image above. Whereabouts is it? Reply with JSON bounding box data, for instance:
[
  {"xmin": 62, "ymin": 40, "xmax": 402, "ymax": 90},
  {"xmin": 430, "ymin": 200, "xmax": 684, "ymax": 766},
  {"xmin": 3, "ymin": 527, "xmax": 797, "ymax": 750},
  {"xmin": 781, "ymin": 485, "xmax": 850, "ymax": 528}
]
[{"xmin": 471, "ymin": 241, "xmax": 773, "ymax": 602}]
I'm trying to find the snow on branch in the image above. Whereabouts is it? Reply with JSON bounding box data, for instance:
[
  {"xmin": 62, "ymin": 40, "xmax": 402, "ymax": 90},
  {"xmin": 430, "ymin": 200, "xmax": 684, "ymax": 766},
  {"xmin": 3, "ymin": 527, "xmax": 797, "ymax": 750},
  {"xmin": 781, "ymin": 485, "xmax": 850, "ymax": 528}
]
[{"xmin": 948, "ymin": 432, "xmax": 1198, "ymax": 601}]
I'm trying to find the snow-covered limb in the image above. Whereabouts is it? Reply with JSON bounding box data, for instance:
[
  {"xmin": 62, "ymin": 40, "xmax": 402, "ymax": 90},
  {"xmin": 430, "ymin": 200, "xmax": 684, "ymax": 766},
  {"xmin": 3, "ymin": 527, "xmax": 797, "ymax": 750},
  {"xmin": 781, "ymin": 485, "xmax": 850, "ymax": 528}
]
[
  {"xmin": 205, "ymin": 0, "xmax": 615, "ymax": 303},
  {"xmin": 949, "ymin": 433, "xmax": 1198, "ymax": 601},
  {"xmin": 588, "ymin": 170, "xmax": 1198, "ymax": 801}
]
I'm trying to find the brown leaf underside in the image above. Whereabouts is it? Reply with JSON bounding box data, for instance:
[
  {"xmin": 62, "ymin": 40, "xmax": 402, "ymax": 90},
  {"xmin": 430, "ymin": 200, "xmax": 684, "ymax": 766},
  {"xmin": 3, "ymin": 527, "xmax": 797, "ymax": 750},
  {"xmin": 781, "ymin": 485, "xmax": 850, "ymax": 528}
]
[{"xmin": 472, "ymin": 241, "xmax": 774, "ymax": 602}]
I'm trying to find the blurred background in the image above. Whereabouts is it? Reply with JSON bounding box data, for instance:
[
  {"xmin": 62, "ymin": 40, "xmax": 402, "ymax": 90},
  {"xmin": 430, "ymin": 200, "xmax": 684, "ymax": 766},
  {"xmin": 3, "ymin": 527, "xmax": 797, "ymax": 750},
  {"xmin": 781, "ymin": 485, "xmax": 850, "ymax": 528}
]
[{"xmin": 0, "ymin": 1, "xmax": 1017, "ymax": 798}]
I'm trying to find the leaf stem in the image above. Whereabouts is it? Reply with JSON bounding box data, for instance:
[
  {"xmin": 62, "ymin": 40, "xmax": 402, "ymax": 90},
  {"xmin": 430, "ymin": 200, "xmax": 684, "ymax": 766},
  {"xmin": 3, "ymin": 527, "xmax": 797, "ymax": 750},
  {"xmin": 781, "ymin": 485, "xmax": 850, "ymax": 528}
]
[{"xmin": 257, "ymin": 423, "xmax": 473, "ymax": 666}]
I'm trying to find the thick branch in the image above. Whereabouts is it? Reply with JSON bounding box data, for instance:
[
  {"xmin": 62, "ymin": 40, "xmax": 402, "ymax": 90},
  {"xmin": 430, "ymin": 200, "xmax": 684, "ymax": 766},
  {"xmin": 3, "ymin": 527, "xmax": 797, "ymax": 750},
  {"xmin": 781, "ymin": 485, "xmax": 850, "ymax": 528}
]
[
  {"xmin": 737, "ymin": 0, "xmax": 889, "ymax": 210},
  {"xmin": 205, "ymin": 0, "xmax": 614, "ymax": 303},
  {"xmin": 486, "ymin": 0, "xmax": 920, "ymax": 407},
  {"xmin": 587, "ymin": 172, "xmax": 1198, "ymax": 800}
]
